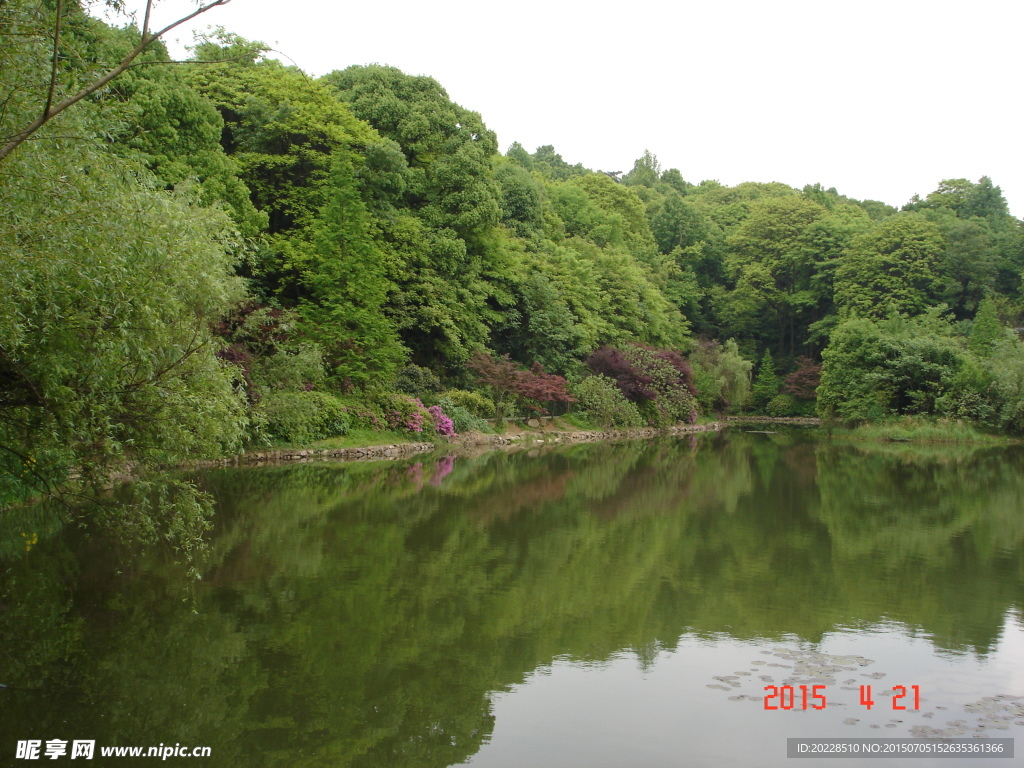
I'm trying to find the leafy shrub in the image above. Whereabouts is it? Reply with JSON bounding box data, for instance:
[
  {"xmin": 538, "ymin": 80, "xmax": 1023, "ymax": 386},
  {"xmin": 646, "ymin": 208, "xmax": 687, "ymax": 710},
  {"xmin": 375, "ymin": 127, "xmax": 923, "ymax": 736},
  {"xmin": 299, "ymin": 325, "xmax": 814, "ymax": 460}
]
[
  {"xmin": 262, "ymin": 391, "xmax": 351, "ymax": 444},
  {"xmin": 218, "ymin": 304, "xmax": 326, "ymax": 402},
  {"xmin": 818, "ymin": 311, "xmax": 968, "ymax": 422},
  {"xmin": 440, "ymin": 389, "xmax": 495, "ymax": 418},
  {"xmin": 394, "ymin": 364, "xmax": 443, "ymax": 396},
  {"xmin": 252, "ymin": 342, "xmax": 326, "ymax": 393},
  {"xmin": 339, "ymin": 398, "xmax": 385, "ymax": 431},
  {"xmin": 817, "ymin": 317, "xmax": 892, "ymax": 421},
  {"xmin": 586, "ymin": 346, "xmax": 655, "ymax": 401},
  {"xmin": 766, "ymin": 394, "xmax": 798, "ymax": 417},
  {"xmin": 572, "ymin": 376, "xmax": 643, "ymax": 427},
  {"xmin": 935, "ymin": 387, "xmax": 996, "ymax": 426},
  {"xmin": 585, "ymin": 343, "xmax": 698, "ymax": 426},
  {"xmin": 437, "ymin": 396, "xmax": 488, "ymax": 433},
  {"xmin": 985, "ymin": 337, "xmax": 1024, "ymax": 432},
  {"xmin": 514, "ymin": 362, "xmax": 576, "ymax": 413}
]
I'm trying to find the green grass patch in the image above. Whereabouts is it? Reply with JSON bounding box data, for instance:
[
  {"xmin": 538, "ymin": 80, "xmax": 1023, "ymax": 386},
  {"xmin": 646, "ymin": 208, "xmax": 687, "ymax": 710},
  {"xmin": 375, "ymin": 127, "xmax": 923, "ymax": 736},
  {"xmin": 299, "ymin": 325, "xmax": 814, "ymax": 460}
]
[
  {"xmin": 556, "ymin": 412, "xmax": 599, "ymax": 430},
  {"xmin": 302, "ymin": 429, "xmax": 430, "ymax": 451},
  {"xmin": 694, "ymin": 414, "xmax": 723, "ymax": 425}
]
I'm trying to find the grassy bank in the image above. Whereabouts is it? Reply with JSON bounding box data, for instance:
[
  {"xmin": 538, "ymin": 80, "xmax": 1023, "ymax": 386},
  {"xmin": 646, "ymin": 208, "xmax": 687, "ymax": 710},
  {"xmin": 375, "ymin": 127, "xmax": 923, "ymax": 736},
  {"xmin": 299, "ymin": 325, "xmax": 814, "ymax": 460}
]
[
  {"xmin": 223, "ymin": 415, "xmax": 727, "ymax": 466},
  {"xmin": 825, "ymin": 416, "xmax": 1014, "ymax": 444},
  {"xmin": 248, "ymin": 412, "xmax": 1016, "ymax": 459},
  {"xmin": 245, "ymin": 412, "xmax": 1017, "ymax": 460},
  {"xmin": 302, "ymin": 428, "xmax": 440, "ymax": 451}
]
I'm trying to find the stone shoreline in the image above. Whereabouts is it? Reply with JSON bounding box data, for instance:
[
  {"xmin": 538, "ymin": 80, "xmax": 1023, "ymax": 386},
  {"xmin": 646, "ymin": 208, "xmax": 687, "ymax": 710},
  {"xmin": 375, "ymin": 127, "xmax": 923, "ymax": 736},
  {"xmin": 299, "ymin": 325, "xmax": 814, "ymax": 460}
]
[
  {"xmin": 722, "ymin": 415, "xmax": 821, "ymax": 426},
  {"xmin": 186, "ymin": 421, "xmax": 725, "ymax": 468}
]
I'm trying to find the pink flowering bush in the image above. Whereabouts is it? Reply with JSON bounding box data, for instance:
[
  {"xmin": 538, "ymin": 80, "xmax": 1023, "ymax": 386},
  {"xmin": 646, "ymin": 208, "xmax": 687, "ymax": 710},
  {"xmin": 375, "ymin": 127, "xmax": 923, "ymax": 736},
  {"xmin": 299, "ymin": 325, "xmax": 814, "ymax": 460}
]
[
  {"xmin": 428, "ymin": 405, "xmax": 456, "ymax": 436},
  {"xmin": 380, "ymin": 394, "xmax": 435, "ymax": 435},
  {"xmin": 340, "ymin": 395, "xmax": 458, "ymax": 438}
]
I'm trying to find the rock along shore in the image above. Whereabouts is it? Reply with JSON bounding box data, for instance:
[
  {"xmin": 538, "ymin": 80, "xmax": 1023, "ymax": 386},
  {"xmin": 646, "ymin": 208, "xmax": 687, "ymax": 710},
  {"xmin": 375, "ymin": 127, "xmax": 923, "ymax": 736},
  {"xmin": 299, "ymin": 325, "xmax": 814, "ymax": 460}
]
[{"xmin": 185, "ymin": 421, "xmax": 724, "ymax": 469}]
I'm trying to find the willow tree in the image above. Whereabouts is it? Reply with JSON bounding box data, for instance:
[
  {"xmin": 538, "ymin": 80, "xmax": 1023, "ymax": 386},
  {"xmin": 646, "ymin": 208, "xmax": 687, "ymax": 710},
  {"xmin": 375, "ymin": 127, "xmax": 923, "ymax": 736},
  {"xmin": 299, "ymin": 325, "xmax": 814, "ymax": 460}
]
[{"xmin": 1, "ymin": 8, "xmax": 249, "ymax": 550}]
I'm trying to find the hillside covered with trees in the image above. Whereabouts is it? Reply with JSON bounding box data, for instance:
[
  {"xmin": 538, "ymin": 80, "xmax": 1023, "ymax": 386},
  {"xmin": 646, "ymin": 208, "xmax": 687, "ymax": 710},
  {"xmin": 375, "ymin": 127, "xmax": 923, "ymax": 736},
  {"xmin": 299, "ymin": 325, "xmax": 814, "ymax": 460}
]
[{"xmin": 3, "ymin": 1, "xmax": 1024, "ymax": 546}]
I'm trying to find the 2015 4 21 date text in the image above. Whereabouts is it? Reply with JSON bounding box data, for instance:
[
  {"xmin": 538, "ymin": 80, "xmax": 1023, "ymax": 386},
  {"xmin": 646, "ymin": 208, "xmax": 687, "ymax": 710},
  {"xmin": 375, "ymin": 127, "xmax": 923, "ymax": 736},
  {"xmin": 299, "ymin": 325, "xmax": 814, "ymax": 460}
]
[{"xmin": 763, "ymin": 685, "xmax": 921, "ymax": 711}]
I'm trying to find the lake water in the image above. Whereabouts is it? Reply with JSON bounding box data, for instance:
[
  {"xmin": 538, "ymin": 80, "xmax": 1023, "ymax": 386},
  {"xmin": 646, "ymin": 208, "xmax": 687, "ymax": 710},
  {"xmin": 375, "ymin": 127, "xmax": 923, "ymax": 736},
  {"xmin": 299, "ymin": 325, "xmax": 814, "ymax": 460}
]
[{"xmin": 2, "ymin": 428, "xmax": 1023, "ymax": 766}]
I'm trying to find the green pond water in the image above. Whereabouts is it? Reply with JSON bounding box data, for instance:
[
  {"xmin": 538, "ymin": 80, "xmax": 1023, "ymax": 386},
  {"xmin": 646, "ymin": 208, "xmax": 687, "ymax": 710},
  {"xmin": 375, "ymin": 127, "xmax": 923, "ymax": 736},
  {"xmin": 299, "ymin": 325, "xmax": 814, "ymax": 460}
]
[{"xmin": 2, "ymin": 428, "xmax": 1023, "ymax": 766}]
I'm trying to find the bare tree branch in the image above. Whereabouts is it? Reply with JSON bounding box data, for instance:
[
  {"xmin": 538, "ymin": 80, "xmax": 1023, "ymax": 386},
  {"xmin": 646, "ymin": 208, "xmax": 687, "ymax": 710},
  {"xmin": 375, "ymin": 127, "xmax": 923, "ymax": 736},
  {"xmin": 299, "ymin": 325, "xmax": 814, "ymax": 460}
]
[
  {"xmin": 0, "ymin": 0, "xmax": 233, "ymax": 165},
  {"xmin": 141, "ymin": 0, "xmax": 153, "ymax": 38}
]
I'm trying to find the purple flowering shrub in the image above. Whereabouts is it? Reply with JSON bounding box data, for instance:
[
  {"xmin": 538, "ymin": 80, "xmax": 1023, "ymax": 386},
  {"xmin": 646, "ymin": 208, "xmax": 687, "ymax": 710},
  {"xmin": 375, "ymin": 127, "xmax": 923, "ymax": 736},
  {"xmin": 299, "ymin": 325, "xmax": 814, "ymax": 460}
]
[
  {"xmin": 428, "ymin": 405, "xmax": 456, "ymax": 436},
  {"xmin": 339, "ymin": 395, "xmax": 458, "ymax": 438},
  {"xmin": 381, "ymin": 394, "xmax": 436, "ymax": 435}
]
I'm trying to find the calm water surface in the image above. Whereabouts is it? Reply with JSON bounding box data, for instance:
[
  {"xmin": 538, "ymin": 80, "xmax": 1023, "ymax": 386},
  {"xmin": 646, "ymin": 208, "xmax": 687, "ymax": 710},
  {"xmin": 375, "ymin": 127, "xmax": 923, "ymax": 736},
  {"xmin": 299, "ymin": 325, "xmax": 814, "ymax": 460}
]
[{"xmin": 2, "ymin": 429, "xmax": 1023, "ymax": 766}]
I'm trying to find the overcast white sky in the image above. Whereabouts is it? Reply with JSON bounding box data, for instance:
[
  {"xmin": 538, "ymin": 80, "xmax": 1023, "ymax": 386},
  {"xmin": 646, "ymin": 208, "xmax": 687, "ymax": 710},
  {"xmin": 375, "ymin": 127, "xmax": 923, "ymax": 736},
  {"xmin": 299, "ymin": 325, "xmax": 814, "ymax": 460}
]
[{"xmin": 122, "ymin": 0, "xmax": 1022, "ymax": 216}]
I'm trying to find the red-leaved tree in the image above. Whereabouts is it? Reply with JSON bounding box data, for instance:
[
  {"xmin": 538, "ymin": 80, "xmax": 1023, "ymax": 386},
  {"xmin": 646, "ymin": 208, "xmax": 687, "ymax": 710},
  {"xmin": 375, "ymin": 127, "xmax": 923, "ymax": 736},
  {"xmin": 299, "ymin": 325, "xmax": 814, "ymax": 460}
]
[
  {"xmin": 585, "ymin": 346, "xmax": 657, "ymax": 400},
  {"xmin": 783, "ymin": 357, "xmax": 822, "ymax": 400},
  {"xmin": 468, "ymin": 353, "xmax": 574, "ymax": 425},
  {"xmin": 515, "ymin": 362, "xmax": 576, "ymax": 413}
]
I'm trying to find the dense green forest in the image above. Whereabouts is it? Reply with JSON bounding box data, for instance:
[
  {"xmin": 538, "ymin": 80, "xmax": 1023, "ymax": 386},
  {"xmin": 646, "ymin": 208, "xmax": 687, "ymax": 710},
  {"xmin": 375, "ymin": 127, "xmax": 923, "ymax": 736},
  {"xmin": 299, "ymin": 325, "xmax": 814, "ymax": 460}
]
[{"xmin": 3, "ymin": 1, "xmax": 1024, "ymax": 545}]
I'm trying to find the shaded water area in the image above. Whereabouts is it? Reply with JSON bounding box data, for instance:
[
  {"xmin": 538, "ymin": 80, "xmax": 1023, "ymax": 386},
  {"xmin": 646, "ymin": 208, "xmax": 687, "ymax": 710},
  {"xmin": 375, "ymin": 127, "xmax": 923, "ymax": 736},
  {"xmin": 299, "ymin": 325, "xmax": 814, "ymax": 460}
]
[{"xmin": 2, "ymin": 429, "xmax": 1024, "ymax": 766}]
